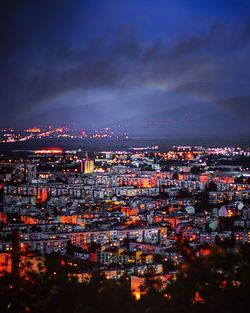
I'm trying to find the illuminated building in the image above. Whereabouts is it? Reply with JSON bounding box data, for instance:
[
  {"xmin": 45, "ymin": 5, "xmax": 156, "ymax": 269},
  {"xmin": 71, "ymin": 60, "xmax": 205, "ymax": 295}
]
[
  {"xmin": 36, "ymin": 187, "xmax": 48, "ymax": 204},
  {"xmin": 0, "ymin": 253, "xmax": 45, "ymax": 277},
  {"xmin": 79, "ymin": 159, "xmax": 84, "ymax": 173},
  {"xmin": 35, "ymin": 148, "xmax": 62, "ymax": 154},
  {"xmin": 58, "ymin": 215, "xmax": 78, "ymax": 224},
  {"xmin": 80, "ymin": 156, "xmax": 94, "ymax": 174},
  {"xmin": 0, "ymin": 253, "xmax": 12, "ymax": 275},
  {"xmin": 20, "ymin": 215, "xmax": 38, "ymax": 225},
  {"xmin": 84, "ymin": 158, "xmax": 94, "ymax": 174},
  {"xmin": 184, "ymin": 151, "xmax": 194, "ymax": 160}
]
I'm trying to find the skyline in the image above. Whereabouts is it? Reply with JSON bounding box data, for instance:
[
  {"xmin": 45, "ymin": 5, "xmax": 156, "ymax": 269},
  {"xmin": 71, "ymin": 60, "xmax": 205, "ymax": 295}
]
[{"xmin": 1, "ymin": 0, "xmax": 250, "ymax": 137}]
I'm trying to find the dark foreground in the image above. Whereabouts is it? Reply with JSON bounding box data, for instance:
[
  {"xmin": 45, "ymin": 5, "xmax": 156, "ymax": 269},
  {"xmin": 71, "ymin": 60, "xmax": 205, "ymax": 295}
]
[{"xmin": 1, "ymin": 242, "xmax": 250, "ymax": 313}]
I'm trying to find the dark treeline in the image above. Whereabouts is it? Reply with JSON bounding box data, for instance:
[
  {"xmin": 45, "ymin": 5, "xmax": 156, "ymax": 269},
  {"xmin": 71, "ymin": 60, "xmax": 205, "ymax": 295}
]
[{"xmin": 1, "ymin": 242, "xmax": 250, "ymax": 313}]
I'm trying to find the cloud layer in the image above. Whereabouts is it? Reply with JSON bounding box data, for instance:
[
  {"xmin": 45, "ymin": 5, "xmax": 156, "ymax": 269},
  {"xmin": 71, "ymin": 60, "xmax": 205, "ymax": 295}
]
[{"xmin": 0, "ymin": 0, "xmax": 250, "ymax": 135}]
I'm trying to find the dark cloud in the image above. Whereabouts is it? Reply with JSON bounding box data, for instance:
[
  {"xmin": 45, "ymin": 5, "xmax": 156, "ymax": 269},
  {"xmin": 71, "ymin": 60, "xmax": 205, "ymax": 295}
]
[
  {"xmin": 18, "ymin": 18, "xmax": 250, "ymax": 106},
  {"xmin": 0, "ymin": 0, "xmax": 250, "ymax": 134},
  {"xmin": 0, "ymin": 0, "xmax": 77, "ymax": 58}
]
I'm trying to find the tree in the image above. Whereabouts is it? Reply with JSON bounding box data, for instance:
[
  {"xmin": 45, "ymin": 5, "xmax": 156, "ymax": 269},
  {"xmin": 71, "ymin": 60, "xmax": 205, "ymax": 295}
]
[
  {"xmin": 66, "ymin": 240, "xmax": 74, "ymax": 256},
  {"xmin": 206, "ymin": 182, "xmax": 217, "ymax": 192}
]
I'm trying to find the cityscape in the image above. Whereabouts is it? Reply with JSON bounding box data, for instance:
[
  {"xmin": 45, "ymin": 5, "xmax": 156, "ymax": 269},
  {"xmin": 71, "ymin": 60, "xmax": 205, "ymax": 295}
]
[
  {"xmin": 1, "ymin": 1, "xmax": 250, "ymax": 313},
  {"xmin": 0, "ymin": 125, "xmax": 129, "ymax": 143},
  {"xmin": 1, "ymin": 141, "xmax": 250, "ymax": 312}
]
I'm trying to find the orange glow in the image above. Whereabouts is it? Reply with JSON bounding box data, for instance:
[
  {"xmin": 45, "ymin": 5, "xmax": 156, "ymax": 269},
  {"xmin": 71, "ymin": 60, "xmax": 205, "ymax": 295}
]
[
  {"xmin": 59, "ymin": 215, "xmax": 78, "ymax": 224},
  {"xmin": 135, "ymin": 292, "xmax": 141, "ymax": 300},
  {"xmin": 35, "ymin": 148, "xmax": 62, "ymax": 154},
  {"xmin": 21, "ymin": 216, "xmax": 37, "ymax": 225},
  {"xmin": 0, "ymin": 253, "xmax": 45, "ymax": 276},
  {"xmin": 0, "ymin": 253, "xmax": 12, "ymax": 275},
  {"xmin": 193, "ymin": 291, "xmax": 204, "ymax": 304},
  {"xmin": 199, "ymin": 175, "xmax": 209, "ymax": 183},
  {"xmin": 121, "ymin": 207, "xmax": 139, "ymax": 216},
  {"xmin": 36, "ymin": 188, "xmax": 48, "ymax": 204},
  {"xmin": 25, "ymin": 128, "xmax": 41, "ymax": 133}
]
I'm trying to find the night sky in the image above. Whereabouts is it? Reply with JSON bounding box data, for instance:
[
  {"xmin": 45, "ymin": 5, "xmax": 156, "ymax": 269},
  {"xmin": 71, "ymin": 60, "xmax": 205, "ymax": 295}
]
[{"xmin": 1, "ymin": 0, "xmax": 250, "ymax": 137}]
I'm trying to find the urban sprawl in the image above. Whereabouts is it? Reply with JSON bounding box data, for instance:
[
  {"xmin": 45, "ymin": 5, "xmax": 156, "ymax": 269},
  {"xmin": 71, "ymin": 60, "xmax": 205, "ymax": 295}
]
[{"xmin": 1, "ymin": 145, "xmax": 250, "ymax": 302}]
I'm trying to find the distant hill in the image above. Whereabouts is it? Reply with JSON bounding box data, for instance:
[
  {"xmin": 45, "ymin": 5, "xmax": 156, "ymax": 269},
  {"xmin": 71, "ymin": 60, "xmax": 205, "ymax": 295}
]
[
  {"xmin": 14, "ymin": 81, "xmax": 250, "ymax": 139},
  {"xmin": 119, "ymin": 95, "xmax": 250, "ymax": 137}
]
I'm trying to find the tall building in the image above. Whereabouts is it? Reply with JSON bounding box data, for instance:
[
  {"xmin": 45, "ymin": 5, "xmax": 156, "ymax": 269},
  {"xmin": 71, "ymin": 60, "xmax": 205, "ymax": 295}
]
[
  {"xmin": 11, "ymin": 163, "xmax": 36, "ymax": 184},
  {"xmin": 79, "ymin": 159, "xmax": 84, "ymax": 173},
  {"xmin": 84, "ymin": 158, "xmax": 94, "ymax": 174},
  {"xmin": 26, "ymin": 164, "xmax": 37, "ymax": 184},
  {"xmin": 36, "ymin": 187, "xmax": 48, "ymax": 204},
  {"xmin": 12, "ymin": 164, "xmax": 26, "ymax": 183},
  {"xmin": 79, "ymin": 155, "xmax": 94, "ymax": 174}
]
